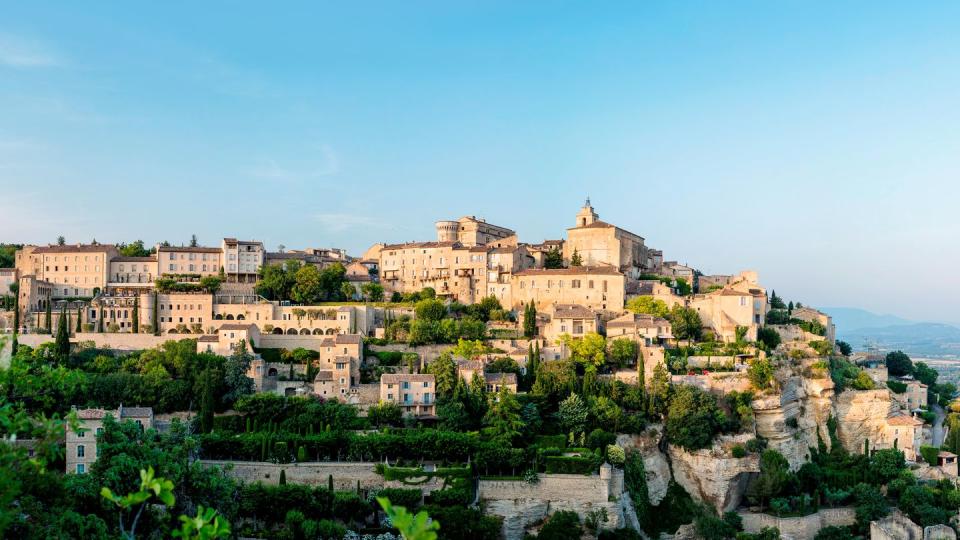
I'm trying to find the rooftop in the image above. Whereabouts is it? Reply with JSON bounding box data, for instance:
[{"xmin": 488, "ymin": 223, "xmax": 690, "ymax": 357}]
[
  {"xmin": 381, "ymin": 373, "xmax": 435, "ymax": 384},
  {"xmin": 33, "ymin": 244, "xmax": 116, "ymax": 254},
  {"xmin": 158, "ymin": 246, "xmax": 222, "ymax": 253},
  {"xmin": 514, "ymin": 265, "xmax": 623, "ymax": 277},
  {"xmin": 219, "ymin": 323, "xmax": 257, "ymax": 331},
  {"xmin": 485, "ymin": 372, "xmax": 518, "ymax": 385},
  {"xmin": 551, "ymin": 304, "xmax": 597, "ymax": 319}
]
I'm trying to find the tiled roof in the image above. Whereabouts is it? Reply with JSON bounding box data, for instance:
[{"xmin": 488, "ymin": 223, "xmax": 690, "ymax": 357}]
[
  {"xmin": 158, "ymin": 246, "xmax": 222, "ymax": 253},
  {"xmin": 315, "ymin": 370, "xmax": 334, "ymax": 381},
  {"xmin": 335, "ymin": 334, "xmax": 362, "ymax": 345},
  {"xmin": 120, "ymin": 406, "xmax": 153, "ymax": 418},
  {"xmin": 382, "ymin": 241, "xmax": 460, "ymax": 250},
  {"xmin": 321, "ymin": 338, "xmax": 336, "ymax": 347},
  {"xmin": 485, "ymin": 372, "xmax": 517, "ymax": 385},
  {"xmin": 606, "ymin": 313, "xmax": 670, "ymax": 328},
  {"xmin": 34, "ymin": 244, "xmax": 116, "ymax": 254},
  {"xmin": 76, "ymin": 408, "xmax": 110, "ymax": 420},
  {"xmin": 551, "ymin": 304, "xmax": 596, "ymax": 319},
  {"xmin": 219, "ymin": 323, "xmax": 256, "ymax": 331},
  {"xmin": 197, "ymin": 335, "xmax": 219, "ymax": 342},
  {"xmin": 514, "ymin": 266, "xmax": 623, "ymax": 277},
  {"xmin": 886, "ymin": 414, "xmax": 924, "ymax": 426},
  {"xmin": 336, "ymin": 306, "xmax": 353, "ymax": 312},
  {"xmin": 456, "ymin": 359, "xmax": 484, "ymax": 371},
  {"xmin": 112, "ymin": 256, "xmax": 157, "ymax": 262},
  {"xmin": 381, "ymin": 373, "xmax": 435, "ymax": 384}
]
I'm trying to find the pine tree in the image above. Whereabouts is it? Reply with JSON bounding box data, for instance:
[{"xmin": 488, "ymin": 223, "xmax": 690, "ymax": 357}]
[
  {"xmin": 54, "ymin": 305, "xmax": 70, "ymax": 362},
  {"xmin": 75, "ymin": 307, "xmax": 82, "ymax": 333},
  {"xmin": 132, "ymin": 297, "xmax": 139, "ymax": 333},
  {"xmin": 199, "ymin": 368, "xmax": 215, "ymax": 433},
  {"xmin": 570, "ymin": 249, "xmax": 583, "ymax": 266},
  {"xmin": 44, "ymin": 300, "xmax": 52, "ymax": 334}
]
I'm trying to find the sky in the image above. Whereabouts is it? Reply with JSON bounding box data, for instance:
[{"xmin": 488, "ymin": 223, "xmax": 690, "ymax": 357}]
[{"xmin": 1, "ymin": 2, "xmax": 960, "ymax": 322}]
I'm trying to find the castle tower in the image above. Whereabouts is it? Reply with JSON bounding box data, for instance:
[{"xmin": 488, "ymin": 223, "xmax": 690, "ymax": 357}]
[
  {"xmin": 435, "ymin": 220, "xmax": 459, "ymax": 243},
  {"xmin": 575, "ymin": 197, "xmax": 599, "ymax": 227}
]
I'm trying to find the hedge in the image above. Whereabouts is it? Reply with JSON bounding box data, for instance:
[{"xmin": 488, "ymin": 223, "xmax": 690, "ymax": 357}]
[
  {"xmin": 369, "ymin": 351, "xmax": 403, "ymax": 366},
  {"xmin": 886, "ymin": 380, "xmax": 907, "ymax": 394},
  {"xmin": 544, "ymin": 455, "xmax": 600, "ymax": 475},
  {"xmin": 376, "ymin": 487, "xmax": 422, "ymax": 509},
  {"xmin": 534, "ymin": 435, "xmax": 567, "ymax": 449},
  {"xmin": 920, "ymin": 445, "xmax": 940, "ymax": 466}
]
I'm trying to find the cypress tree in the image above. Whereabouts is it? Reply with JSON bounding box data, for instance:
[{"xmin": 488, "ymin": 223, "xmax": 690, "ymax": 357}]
[
  {"xmin": 10, "ymin": 335, "xmax": 17, "ymax": 356},
  {"xmin": 75, "ymin": 307, "xmax": 82, "ymax": 333},
  {"xmin": 328, "ymin": 473, "xmax": 334, "ymax": 492},
  {"xmin": 152, "ymin": 292, "xmax": 159, "ymax": 336},
  {"xmin": 132, "ymin": 297, "xmax": 139, "ymax": 334},
  {"xmin": 54, "ymin": 305, "xmax": 70, "ymax": 362},
  {"xmin": 44, "ymin": 300, "xmax": 52, "ymax": 334},
  {"xmin": 260, "ymin": 438, "xmax": 267, "ymax": 461},
  {"xmin": 199, "ymin": 368, "xmax": 215, "ymax": 433},
  {"xmin": 12, "ymin": 293, "xmax": 19, "ymax": 355},
  {"xmin": 279, "ymin": 469, "xmax": 287, "ymax": 485},
  {"xmin": 98, "ymin": 308, "xmax": 104, "ymax": 333}
]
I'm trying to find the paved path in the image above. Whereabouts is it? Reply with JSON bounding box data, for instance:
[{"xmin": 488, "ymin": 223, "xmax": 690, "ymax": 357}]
[{"xmin": 932, "ymin": 404, "xmax": 947, "ymax": 448}]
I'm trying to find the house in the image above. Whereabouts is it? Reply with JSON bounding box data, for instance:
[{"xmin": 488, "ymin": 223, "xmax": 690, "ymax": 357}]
[
  {"xmin": 196, "ymin": 323, "xmax": 260, "ymax": 356},
  {"xmin": 66, "ymin": 406, "xmax": 154, "ymax": 474},
  {"xmin": 510, "ymin": 266, "xmax": 625, "ymax": 314},
  {"xmin": 880, "ymin": 413, "xmax": 926, "ymax": 462},
  {"xmin": 687, "ymin": 272, "xmax": 767, "ymax": 342},
  {"xmin": 380, "ymin": 374, "xmax": 436, "ymax": 416},
  {"xmin": 541, "ymin": 304, "xmax": 599, "ymax": 343},
  {"xmin": 605, "ymin": 312, "xmax": 673, "ymax": 346},
  {"xmin": 485, "ymin": 372, "xmax": 518, "ymax": 393}
]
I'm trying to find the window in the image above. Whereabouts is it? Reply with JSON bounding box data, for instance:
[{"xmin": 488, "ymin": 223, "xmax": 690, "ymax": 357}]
[
  {"xmin": 77, "ymin": 429, "xmax": 85, "ymax": 438},
  {"xmin": 77, "ymin": 445, "xmax": 85, "ymax": 458},
  {"xmin": 402, "ymin": 381, "xmax": 410, "ymax": 389},
  {"xmin": 423, "ymin": 381, "xmax": 430, "ymax": 387},
  {"xmin": 77, "ymin": 464, "xmax": 85, "ymax": 474},
  {"xmin": 572, "ymin": 280, "xmax": 581, "ymax": 288}
]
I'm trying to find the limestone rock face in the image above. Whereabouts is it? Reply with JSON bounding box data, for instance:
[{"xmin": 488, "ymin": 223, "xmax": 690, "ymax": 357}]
[
  {"xmin": 667, "ymin": 443, "xmax": 760, "ymax": 513},
  {"xmin": 753, "ymin": 374, "xmax": 836, "ymax": 469},
  {"xmin": 618, "ymin": 426, "xmax": 671, "ymax": 505},
  {"xmin": 834, "ymin": 389, "xmax": 895, "ymax": 454},
  {"xmin": 483, "ymin": 499, "xmax": 624, "ymax": 540}
]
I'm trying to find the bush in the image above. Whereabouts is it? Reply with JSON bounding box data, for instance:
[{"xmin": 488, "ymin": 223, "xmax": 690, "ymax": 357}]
[
  {"xmin": 544, "ymin": 455, "xmax": 599, "ymax": 475},
  {"xmin": 919, "ymin": 445, "xmax": 939, "ymax": 466},
  {"xmin": 377, "ymin": 487, "xmax": 422, "ymax": 509},
  {"xmin": 732, "ymin": 444, "xmax": 747, "ymax": 458},
  {"xmin": 538, "ymin": 510, "xmax": 581, "ymax": 540},
  {"xmin": 886, "ymin": 380, "xmax": 907, "ymax": 394},
  {"xmin": 534, "ymin": 434, "xmax": 567, "ymax": 449}
]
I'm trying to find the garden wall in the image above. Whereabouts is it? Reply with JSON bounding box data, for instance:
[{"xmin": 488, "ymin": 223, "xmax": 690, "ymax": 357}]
[
  {"xmin": 478, "ymin": 470, "xmax": 622, "ymax": 505},
  {"xmin": 19, "ymin": 332, "xmax": 178, "ymax": 351},
  {"xmin": 738, "ymin": 507, "xmax": 855, "ymax": 539},
  {"xmin": 200, "ymin": 460, "xmax": 382, "ymax": 490}
]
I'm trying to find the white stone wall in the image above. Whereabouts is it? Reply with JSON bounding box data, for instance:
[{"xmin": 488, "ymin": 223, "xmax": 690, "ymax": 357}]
[
  {"xmin": 739, "ymin": 507, "xmax": 855, "ymax": 539},
  {"xmin": 18, "ymin": 332, "xmax": 181, "ymax": 351},
  {"xmin": 200, "ymin": 460, "xmax": 382, "ymax": 490}
]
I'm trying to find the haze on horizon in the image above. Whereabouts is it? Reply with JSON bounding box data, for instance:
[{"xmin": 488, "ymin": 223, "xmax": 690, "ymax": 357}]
[{"xmin": 1, "ymin": 2, "xmax": 959, "ymax": 324}]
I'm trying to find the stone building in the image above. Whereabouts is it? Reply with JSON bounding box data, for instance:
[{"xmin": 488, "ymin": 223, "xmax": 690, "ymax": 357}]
[
  {"xmin": 605, "ymin": 312, "xmax": 673, "ymax": 346},
  {"xmin": 435, "ymin": 216, "xmax": 515, "ymax": 246},
  {"xmin": 66, "ymin": 406, "xmax": 154, "ymax": 474},
  {"xmin": 687, "ymin": 272, "xmax": 767, "ymax": 342},
  {"xmin": 509, "ymin": 266, "xmax": 625, "ymax": 314},
  {"xmin": 562, "ymin": 199, "xmax": 654, "ymax": 278},
  {"xmin": 16, "ymin": 243, "xmax": 118, "ymax": 298},
  {"xmin": 221, "ymin": 238, "xmax": 264, "ymax": 283},
  {"xmin": 109, "ymin": 256, "xmax": 157, "ymax": 286},
  {"xmin": 541, "ymin": 304, "xmax": 599, "ymax": 343},
  {"xmin": 156, "ymin": 245, "xmax": 222, "ymax": 278},
  {"xmin": 380, "ymin": 373, "xmax": 436, "ymax": 416}
]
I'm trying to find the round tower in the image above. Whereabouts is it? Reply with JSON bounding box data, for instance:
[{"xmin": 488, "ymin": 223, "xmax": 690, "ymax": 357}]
[{"xmin": 435, "ymin": 220, "xmax": 459, "ymax": 242}]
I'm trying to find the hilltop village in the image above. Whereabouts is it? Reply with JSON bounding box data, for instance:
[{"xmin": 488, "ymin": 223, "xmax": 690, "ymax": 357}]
[{"xmin": 1, "ymin": 200, "xmax": 959, "ymax": 540}]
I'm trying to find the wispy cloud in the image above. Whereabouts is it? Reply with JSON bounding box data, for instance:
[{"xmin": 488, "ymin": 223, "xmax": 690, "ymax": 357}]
[
  {"xmin": 0, "ymin": 33, "xmax": 59, "ymax": 68},
  {"xmin": 247, "ymin": 143, "xmax": 340, "ymax": 182}
]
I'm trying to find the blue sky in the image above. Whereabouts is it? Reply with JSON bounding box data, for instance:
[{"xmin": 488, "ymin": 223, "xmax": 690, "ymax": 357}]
[{"xmin": 2, "ymin": 2, "xmax": 960, "ymax": 322}]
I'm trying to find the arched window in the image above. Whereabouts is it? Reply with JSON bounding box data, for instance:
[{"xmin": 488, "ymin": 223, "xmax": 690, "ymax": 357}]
[
  {"xmin": 286, "ymin": 328, "xmax": 298, "ymax": 335},
  {"xmin": 312, "ymin": 328, "xmax": 323, "ymax": 335},
  {"xmin": 225, "ymin": 314, "xmax": 235, "ymax": 320},
  {"xmin": 300, "ymin": 328, "xmax": 310, "ymax": 335},
  {"xmin": 272, "ymin": 327, "xmax": 284, "ymax": 334},
  {"xmin": 237, "ymin": 314, "xmax": 245, "ymax": 320}
]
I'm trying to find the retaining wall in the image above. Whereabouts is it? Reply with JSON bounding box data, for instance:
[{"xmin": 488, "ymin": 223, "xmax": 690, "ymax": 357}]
[{"xmin": 739, "ymin": 507, "xmax": 855, "ymax": 539}]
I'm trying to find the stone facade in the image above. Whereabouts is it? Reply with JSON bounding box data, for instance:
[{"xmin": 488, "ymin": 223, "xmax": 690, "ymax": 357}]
[
  {"xmin": 200, "ymin": 460, "xmax": 382, "ymax": 490},
  {"xmin": 739, "ymin": 507, "xmax": 855, "ymax": 539}
]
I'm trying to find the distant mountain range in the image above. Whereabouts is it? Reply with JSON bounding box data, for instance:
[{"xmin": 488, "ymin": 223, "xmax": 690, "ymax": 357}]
[{"xmin": 821, "ymin": 307, "xmax": 960, "ymax": 358}]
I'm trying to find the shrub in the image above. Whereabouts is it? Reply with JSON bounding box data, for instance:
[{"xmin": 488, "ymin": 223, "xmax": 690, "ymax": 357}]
[
  {"xmin": 732, "ymin": 444, "xmax": 747, "ymax": 458},
  {"xmin": 919, "ymin": 446, "xmax": 939, "ymax": 466},
  {"xmin": 376, "ymin": 487, "xmax": 422, "ymax": 509},
  {"xmin": 544, "ymin": 455, "xmax": 599, "ymax": 475},
  {"xmin": 538, "ymin": 511, "xmax": 581, "ymax": 540},
  {"xmin": 886, "ymin": 380, "xmax": 907, "ymax": 394}
]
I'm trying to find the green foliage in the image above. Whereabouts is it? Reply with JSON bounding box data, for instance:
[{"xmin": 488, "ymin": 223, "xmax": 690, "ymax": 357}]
[
  {"xmin": 668, "ymin": 305, "xmax": 702, "ymax": 341},
  {"xmin": 732, "ymin": 444, "xmax": 747, "ymax": 458},
  {"xmin": 747, "ymin": 358, "xmax": 773, "ymax": 391},
  {"xmin": 609, "ymin": 338, "xmax": 638, "ymax": 368},
  {"xmin": 523, "ymin": 302, "xmax": 537, "ymax": 338},
  {"xmin": 544, "ymin": 247, "xmax": 564, "ymax": 269},
  {"xmin": 885, "ymin": 350, "xmax": 913, "ymax": 377},
  {"xmin": 626, "ymin": 296, "xmax": 670, "ymax": 318},
  {"xmin": 415, "ymin": 298, "xmax": 447, "ymax": 322},
  {"xmin": 746, "ymin": 450, "xmax": 790, "ymax": 512},
  {"xmin": 557, "ymin": 393, "xmax": 589, "ymax": 434},
  {"xmin": 377, "ymin": 497, "xmax": 439, "ymax": 540},
  {"xmin": 665, "ymin": 385, "xmax": 727, "ymax": 450},
  {"xmin": 919, "ymin": 445, "xmax": 940, "ymax": 467},
  {"xmin": 852, "ymin": 483, "xmax": 888, "ymax": 533},
  {"xmin": 560, "ymin": 332, "xmax": 607, "ymax": 367},
  {"xmin": 368, "ymin": 401, "xmax": 404, "ymax": 428},
  {"xmin": 757, "ymin": 327, "xmax": 781, "ymax": 350},
  {"xmin": 886, "ymin": 380, "xmax": 907, "ymax": 394},
  {"xmin": 537, "ymin": 510, "xmax": 581, "ymax": 540},
  {"xmin": 836, "ymin": 341, "xmax": 852, "ymax": 356}
]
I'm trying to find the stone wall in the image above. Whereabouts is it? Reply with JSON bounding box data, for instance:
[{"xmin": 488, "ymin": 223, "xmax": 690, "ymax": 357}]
[
  {"xmin": 670, "ymin": 371, "xmax": 751, "ymax": 394},
  {"xmin": 739, "ymin": 507, "xmax": 855, "ymax": 539},
  {"xmin": 19, "ymin": 332, "xmax": 181, "ymax": 351},
  {"xmin": 200, "ymin": 460, "xmax": 382, "ymax": 490}
]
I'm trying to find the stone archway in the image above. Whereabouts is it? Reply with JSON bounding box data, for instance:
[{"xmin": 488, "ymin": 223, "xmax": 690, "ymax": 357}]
[
  {"xmin": 325, "ymin": 328, "xmax": 336, "ymax": 335},
  {"xmin": 272, "ymin": 327, "xmax": 284, "ymax": 334},
  {"xmin": 312, "ymin": 328, "xmax": 323, "ymax": 335},
  {"xmin": 286, "ymin": 328, "xmax": 298, "ymax": 335}
]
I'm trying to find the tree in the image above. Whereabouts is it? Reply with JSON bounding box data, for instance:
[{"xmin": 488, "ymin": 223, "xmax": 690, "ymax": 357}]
[
  {"xmin": 913, "ymin": 362, "xmax": 938, "ymax": 386},
  {"xmin": 152, "ymin": 291, "xmax": 160, "ymax": 336},
  {"xmin": 75, "ymin": 306, "xmax": 83, "ymax": 333},
  {"xmin": 648, "ymin": 363, "xmax": 671, "ymax": 416},
  {"xmin": 199, "ymin": 276, "xmax": 223, "ymax": 294},
  {"xmin": 609, "ymin": 338, "xmax": 638, "ymax": 368},
  {"xmin": 255, "ymin": 260, "xmax": 301, "ymax": 301},
  {"xmin": 368, "ymin": 401, "xmax": 403, "ymax": 427},
  {"xmin": 836, "ymin": 340, "xmax": 852, "ymax": 356},
  {"xmin": 885, "ymin": 351, "xmax": 913, "ymax": 377},
  {"xmin": 119, "ymin": 240, "xmax": 152, "ymax": 257},
  {"xmin": 746, "ymin": 450, "xmax": 790, "ymax": 511},
  {"xmin": 544, "ymin": 247, "xmax": 563, "ymax": 269},
  {"xmin": 101, "ymin": 466, "xmax": 176, "ymax": 540},
  {"xmin": 223, "ymin": 340, "xmax": 255, "ymax": 404},
  {"xmin": 361, "ymin": 282, "xmax": 384, "ymax": 302},
  {"xmin": 291, "ymin": 264, "xmax": 323, "ymax": 304},
  {"xmin": 757, "ymin": 327, "xmax": 781, "ymax": 350},
  {"xmin": 668, "ymin": 305, "xmax": 702, "ymax": 341},
  {"xmin": 561, "ymin": 332, "xmax": 607, "ymax": 367},
  {"xmin": 769, "ymin": 290, "xmax": 786, "ymax": 310},
  {"xmin": 747, "ymin": 358, "xmax": 774, "ymax": 391},
  {"xmin": 198, "ymin": 368, "xmax": 216, "ymax": 433},
  {"xmin": 424, "ymin": 353, "xmax": 457, "ymax": 398},
  {"xmin": 57, "ymin": 235, "xmax": 66, "ymax": 246},
  {"xmin": 44, "ymin": 300, "xmax": 52, "ymax": 333},
  {"xmin": 538, "ymin": 511, "xmax": 581, "ymax": 540},
  {"xmin": 483, "ymin": 387, "xmax": 524, "ymax": 443},
  {"xmin": 570, "ymin": 249, "xmax": 583, "ymax": 266},
  {"xmin": 626, "ymin": 296, "xmax": 670, "ymax": 318},
  {"xmin": 189, "ymin": 234, "xmax": 198, "ymax": 247},
  {"xmin": 665, "ymin": 385, "xmax": 724, "ymax": 450},
  {"xmin": 54, "ymin": 305, "xmax": 70, "ymax": 363},
  {"xmin": 319, "ymin": 263, "xmax": 348, "ymax": 301},
  {"xmin": 868, "ymin": 448, "xmax": 905, "ymax": 484},
  {"xmin": 557, "ymin": 393, "xmax": 589, "ymax": 434},
  {"xmin": 523, "ymin": 301, "xmax": 537, "ymax": 338},
  {"xmin": 852, "ymin": 483, "xmax": 888, "ymax": 532},
  {"xmin": 340, "ymin": 282, "xmax": 356, "ymax": 301},
  {"xmin": 377, "ymin": 497, "xmax": 439, "ymax": 540},
  {"xmin": 415, "ymin": 298, "xmax": 446, "ymax": 322},
  {"xmin": 132, "ymin": 297, "xmax": 140, "ymax": 333}
]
